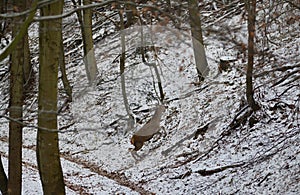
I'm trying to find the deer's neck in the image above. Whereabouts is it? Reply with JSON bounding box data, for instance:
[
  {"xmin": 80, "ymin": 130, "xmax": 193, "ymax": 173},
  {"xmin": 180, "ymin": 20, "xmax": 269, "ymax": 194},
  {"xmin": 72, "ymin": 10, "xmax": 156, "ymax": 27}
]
[{"xmin": 151, "ymin": 108, "xmax": 164, "ymax": 122}]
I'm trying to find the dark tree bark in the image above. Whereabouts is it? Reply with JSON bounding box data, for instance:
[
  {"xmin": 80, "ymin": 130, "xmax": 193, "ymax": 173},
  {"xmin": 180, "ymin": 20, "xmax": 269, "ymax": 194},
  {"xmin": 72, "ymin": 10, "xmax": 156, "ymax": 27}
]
[
  {"xmin": 0, "ymin": 0, "xmax": 8, "ymax": 39},
  {"xmin": 0, "ymin": 156, "xmax": 7, "ymax": 195},
  {"xmin": 37, "ymin": 1, "xmax": 66, "ymax": 194},
  {"xmin": 0, "ymin": 2, "xmax": 8, "ymax": 195},
  {"xmin": 22, "ymin": 0, "xmax": 32, "ymax": 91},
  {"xmin": 124, "ymin": 0, "xmax": 138, "ymax": 28},
  {"xmin": 8, "ymin": 0, "xmax": 28, "ymax": 193},
  {"xmin": 246, "ymin": 0, "xmax": 259, "ymax": 111},
  {"xmin": 23, "ymin": 32, "xmax": 32, "ymax": 93},
  {"xmin": 59, "ymin": 36, "xmax": 72, "ymax": 102},
  {"xmin": 0, "ymin": 3, "xmax": 8, "ymax": 195}
]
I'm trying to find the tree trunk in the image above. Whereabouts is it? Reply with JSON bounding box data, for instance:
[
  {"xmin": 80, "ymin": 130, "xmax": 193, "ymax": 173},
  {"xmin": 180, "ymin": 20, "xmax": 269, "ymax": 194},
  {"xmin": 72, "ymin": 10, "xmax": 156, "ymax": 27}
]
[
  {"xmin": 0, "ymin": 1, "xmax": 8, "ymax": 193},
  {"xmin": 71, "ymin": 0, "xmax": 98, "ymax": 84},
  {"xmin": 139, "ymin": 26, "xmax": 164, "ymax": 102},
  {"xmin": 188, "ymin": 0, "xmax": 209, "ymax": 82},
  {"xmin": 37, "ymin": 1, "xmax": 65, "ymax": 194},
  {"xmin": 0, "ymin": 0, "xmax": 7, "ymax": 39},
  {"xmin": 59, "ymin": 36, "xmax": 72, "ymax": 102},
  {"xmin": 23, "ymin": 32, "xmax": 32, "ymax": 93},
  {"xmin": 8, "ymin": 0, "xmax": 26, "ymax": 193},
  {"xmin": 124, "ymin": 0, "xmax": 137, "ymax": 28},
  {"xmin": 23, "ymin": 0, "xmax": 32, "ymax": 89},
  {"xmin": 82, "ymin": 0, "xmax": 98, "ymax": 84},
  {"xmin": 0, "ymin": 156, "xmax": 7, "ymax": 195},
  {"xmin": 119, "ymin": 10, "xmax": 134, "ymax": 132},
  {"xmin": 246, "ymin": 0, "xmax": 259, "ymax": 111}
]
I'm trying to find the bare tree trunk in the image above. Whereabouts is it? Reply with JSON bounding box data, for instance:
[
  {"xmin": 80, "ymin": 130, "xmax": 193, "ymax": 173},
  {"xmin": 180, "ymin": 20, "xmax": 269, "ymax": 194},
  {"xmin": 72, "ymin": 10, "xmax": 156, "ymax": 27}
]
[
  {"xmin": 124, "ymin": 0, "xmax": 137, "ymax": 28},
  {"xmin": 37, "ymin": 1, "xmax": 65, "ymax": 194},
  {"xmin": 0, "ymin": 3, "xmax": 8, "ymax": 194},
  {"xmin": 140, "ymin": 26, "xmax": 164, "ymax": 102},
  {"xmin": 246, "ymin": 0, "xmax": 259, "ymax": 111},
  {"xmin": 82, "ymin": 0, "xmax": 98, "ymax": 84},
  {"xmin": 119, "ymin": 10, "xmax": 134, "ymax": 132},
  {"xmin": 71, "ymin": 0, "xmax": 98, "ymax": 84},
  {"xmin": 0, "ymin": 0, "xmax": 35, "ymax": 62},
  {"xmin": 59, "ymin": 36, "xmax": 72, "ymax": 102},
  {"xmin": 23, "ymin": 32, "xmax": 32, "ymax": 92},
  {"xmin": 152, "ymin": 64, "xmax": 164, "ymax": 102},
  {"xmin": 0, "ymin": 0, "xmax": 6, "ymax": 39},
  {"xmin": 188, "ymin": 0, "xmax": 209, "ymax": 82},
  {"xmin": 22, "ymin": 0, "xmax": 32, "ymax": 91},
  {"xmin": 8, "ymin": 0, "xmax": 26, "ymax": 193},
  {"xmin": 0, "ymin": 156, "xmax": 7, "ymax": 195}
]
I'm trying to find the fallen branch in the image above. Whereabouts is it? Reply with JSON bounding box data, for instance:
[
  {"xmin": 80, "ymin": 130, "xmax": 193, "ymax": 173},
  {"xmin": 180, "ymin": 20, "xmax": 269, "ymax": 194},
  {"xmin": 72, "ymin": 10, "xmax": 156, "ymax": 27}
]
[
  {"xmin": 171, "ymin": 161, "xmax": 246, "ymax": 179},
  {"xmin": 254, "ymin": 63, "xmax": 300, "ymax": 78},
  {"xmin": 271, "ymin": 69, "xmax": 300, "ymax": 88},
  {"xmin": 195, "ymin": 162, "xmax": 246, "ymax": 176}
]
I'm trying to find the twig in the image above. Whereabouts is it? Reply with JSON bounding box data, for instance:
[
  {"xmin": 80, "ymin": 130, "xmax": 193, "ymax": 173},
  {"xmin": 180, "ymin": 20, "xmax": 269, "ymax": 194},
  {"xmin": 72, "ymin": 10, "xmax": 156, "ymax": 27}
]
[
  {"xmin": 254, "ymin": 64, "xmax": 300, "ymax": 78},
  {"xmin": 271, "ymin": 69, "xmax": 300, "ymax": 88},
  {"xmin": 195, "ymin": 162, "xmax": 246, "ymax": 176}
]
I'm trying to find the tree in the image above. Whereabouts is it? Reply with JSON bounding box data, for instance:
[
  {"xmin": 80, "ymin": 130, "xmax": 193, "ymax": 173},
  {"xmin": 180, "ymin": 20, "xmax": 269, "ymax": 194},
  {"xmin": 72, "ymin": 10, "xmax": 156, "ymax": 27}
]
[
  {"xmin": 0, "ymin": 156, "xmax": 7, "ymax": 195},
  {"xmin": 124, "ymin": 0, "xmax": 138, "ymax": 28},
  {"xmin": 245, "ymin": 0, "xmax": 259, "ymax": 111},
  {"xmin": 188, "ymin": 0, "xmax": 209, "ymax": 82},
  {"xmin": 37, "ymin": 1, "xmax": 65, "ymax": 194},
  {"xmin": 0, "ymin": 2, "xmax": 8, "ymax": 195},
  {"xmin": 72, "ymin": 0, "xmax": 98, "ymax": 84},
  {"xmin": 59, "ymin": 35, "xmax": 72, "ymax": 102},
  {"xmin": 7, "ymin": 0, "xmax": 28, "ymax": 193},
  {"xmin": 0, "ymin": 0, "xmax": 36, "ymax": 62},
  {"xmin": 0, "ymin": 0, "xmax": 7, "ymax": 40},
  {"xmin": 23, "ymin": 28, "xmax": 32, "ymax": 94},
  {"xmin": 119, "ymin": 9, "xmax": 135, "ymax": 132},
  {"xmin": 22, "ymin": 0, "xmax": 32, "ymax": 94},
  {"xmin": 82, "ymin": 0, "xmax": 98, "ymax": 84}
]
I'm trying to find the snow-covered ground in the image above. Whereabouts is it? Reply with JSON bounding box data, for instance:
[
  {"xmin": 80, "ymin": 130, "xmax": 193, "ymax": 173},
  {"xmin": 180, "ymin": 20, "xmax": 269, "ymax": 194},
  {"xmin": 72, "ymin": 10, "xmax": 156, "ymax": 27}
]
[{"xmin": 0, "ymin": 1, "xmax": 299, "ymax": 194}]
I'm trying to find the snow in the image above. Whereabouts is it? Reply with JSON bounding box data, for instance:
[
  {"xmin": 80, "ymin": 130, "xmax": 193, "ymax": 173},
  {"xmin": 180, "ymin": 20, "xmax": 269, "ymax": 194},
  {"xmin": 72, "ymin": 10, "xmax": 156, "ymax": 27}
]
[{"xmin": 1, "ymin": 1, "xmax": 300, "ymax": 194}]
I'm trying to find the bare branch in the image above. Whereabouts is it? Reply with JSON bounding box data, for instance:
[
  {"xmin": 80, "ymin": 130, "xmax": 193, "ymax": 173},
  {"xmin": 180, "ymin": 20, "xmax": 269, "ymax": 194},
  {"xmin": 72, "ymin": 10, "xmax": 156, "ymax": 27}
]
[{"xmin": 0, "ymin": 0, "xmax": 38, "ymax": 61}]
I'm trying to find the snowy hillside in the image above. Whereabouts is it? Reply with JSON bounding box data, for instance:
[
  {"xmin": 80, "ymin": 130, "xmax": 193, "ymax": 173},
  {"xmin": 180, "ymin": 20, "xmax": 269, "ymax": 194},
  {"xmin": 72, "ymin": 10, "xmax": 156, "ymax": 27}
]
[{"xmin": 0, "ymin": 1, "xmax": 299, "ymax": 194}]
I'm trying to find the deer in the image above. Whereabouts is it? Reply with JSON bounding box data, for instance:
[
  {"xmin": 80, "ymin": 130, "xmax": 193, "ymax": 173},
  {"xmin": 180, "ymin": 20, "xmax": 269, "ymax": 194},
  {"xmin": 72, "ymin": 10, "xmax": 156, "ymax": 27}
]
[{"xmin": 130, "ymin": 105, "xmax": 166, "ymax": 153}]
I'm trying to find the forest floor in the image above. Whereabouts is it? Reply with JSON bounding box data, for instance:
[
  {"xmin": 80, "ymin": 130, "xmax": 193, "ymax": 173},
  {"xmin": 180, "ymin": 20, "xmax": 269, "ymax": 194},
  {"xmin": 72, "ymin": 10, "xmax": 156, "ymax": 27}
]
[{"xmin": 0, "ymin": 1, "xmax": 300, "ymax": 194}]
